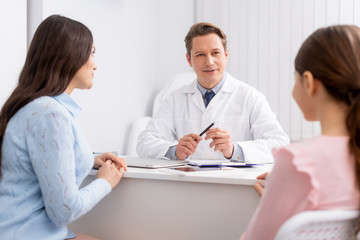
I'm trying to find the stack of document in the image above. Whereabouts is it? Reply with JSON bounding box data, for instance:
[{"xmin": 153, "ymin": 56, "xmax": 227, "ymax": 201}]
[
  {"xmin": 187, "ymin": 159, "xmax": 263, "ymax": 167},
  {"xmin": 125, "ymin": 157, "xmax": 188, "ymax": 169}
]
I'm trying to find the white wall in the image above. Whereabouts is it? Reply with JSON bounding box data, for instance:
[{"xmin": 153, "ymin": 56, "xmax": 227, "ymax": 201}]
[
  {"xmin": 6, "ymin": 0, "xmax": 360, "ymax": 154},
  {"xmin": 26, "ymin": 0, "xmax": 195, "ymax": 154},
  {"xmin": 195, "ymin": 0, "xmax": 360, "ymax": 141},
  {"xmin": 0, "ymin": 1, "xmax": 27, "ymax": 107}
]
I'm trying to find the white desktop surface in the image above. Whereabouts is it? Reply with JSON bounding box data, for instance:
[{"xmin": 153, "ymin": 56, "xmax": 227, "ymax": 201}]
[
  {"xmin": 90, "ymin": 163, "xmax": 270, "ymax": 185},
  {"xmin": 69, "ymin": 161, "xmax": 272, "ymax": 240}
]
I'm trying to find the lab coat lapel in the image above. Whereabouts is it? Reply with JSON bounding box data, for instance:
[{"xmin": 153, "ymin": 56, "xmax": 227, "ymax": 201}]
[
  {"xmin": 206, "ymin": 90, "xmax": 224, "ymax": 110},
  {"xmin": 191, "ymin": 89, "xmax": 205, "ymax": 112},
  {"xmin": 182, "ymin": 80, "xmax": 205, "ymax": 112},
  {"xmin": 206, "ymin": 74, "xmax": 235, "ymax": 110}
]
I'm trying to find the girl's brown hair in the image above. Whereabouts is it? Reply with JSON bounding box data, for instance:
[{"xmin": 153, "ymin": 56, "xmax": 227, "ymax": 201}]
[
  {"xmin": 295, "ymin": 25, "xmax": 360, "ymax": 224},
  {"xmin": 0, "ymin": 15, "xmax": 93, "ymax": 177}
]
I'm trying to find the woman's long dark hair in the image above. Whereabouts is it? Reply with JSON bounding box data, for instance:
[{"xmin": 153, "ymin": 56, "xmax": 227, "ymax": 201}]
[
  {"xmin": 0, "ymin": 15, "xmax": 93, "ymax": 177},
  {"xmin": 295, "ymin": 25, "xmax": 360, "ymax": 226}
]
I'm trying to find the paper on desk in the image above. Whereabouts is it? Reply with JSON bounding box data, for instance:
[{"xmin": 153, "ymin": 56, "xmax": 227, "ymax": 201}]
[
  {"xmin": 187, "ymin": 159, "xmax": 262, "ymax": 167},
  {"xmin": 188, "ymin": 159, "xmax": 231, "ymax": 165}
]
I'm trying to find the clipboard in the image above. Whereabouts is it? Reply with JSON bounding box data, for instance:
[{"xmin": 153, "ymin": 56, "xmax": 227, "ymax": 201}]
[
  {"xmin": 187, "ymin": 159, "xmax": 263, "ymax": 168},
  {"xmin": 125, "ymin": 157, "xmax": 188, "ymax": 169},
  {"xmin": 159, "ymin": 165, "xmax": 242, "ymax": 176}
]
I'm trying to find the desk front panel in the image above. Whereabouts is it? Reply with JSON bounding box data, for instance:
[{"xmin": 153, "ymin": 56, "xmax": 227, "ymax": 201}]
[{"xmin": 69, "ymin": 175, "xmax": 259, "ymax": 240}]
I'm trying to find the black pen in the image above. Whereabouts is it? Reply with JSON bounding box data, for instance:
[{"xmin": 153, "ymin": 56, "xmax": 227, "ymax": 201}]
[{"xmin": 199, "ymin": 122, "xmax": 215, "ymax": 137}]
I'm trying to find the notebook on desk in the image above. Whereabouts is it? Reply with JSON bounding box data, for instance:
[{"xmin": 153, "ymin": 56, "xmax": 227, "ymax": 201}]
[
  {"xmin": 125, "ymin": 157, "xmax": 188, "ymax": 169},
  {"xmin": 187, "ymin": 159, "xmax": 263, "ymax": 167}
]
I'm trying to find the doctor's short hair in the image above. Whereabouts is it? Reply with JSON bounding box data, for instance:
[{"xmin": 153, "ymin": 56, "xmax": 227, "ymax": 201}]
[{"xmin": 184, "ymin": 22, "xmax": 227, "ymax": 58}]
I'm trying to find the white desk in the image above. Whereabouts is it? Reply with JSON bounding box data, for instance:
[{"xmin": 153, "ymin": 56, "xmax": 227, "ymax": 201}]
[{"xmin": 68, "ymin": 163, "xmax": 272, "ymax": 240}]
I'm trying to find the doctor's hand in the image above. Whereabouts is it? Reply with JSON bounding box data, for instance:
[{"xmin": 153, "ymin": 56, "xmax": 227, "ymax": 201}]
[
  {"xmin": 205, "ymin": 128, "xmax": 234, "ymax": 159},
  {"xmin": 176, "ymin": 133, "xmax": 202, "ymax": 160},
  {"xmin": 254, "ymin": 172, "xmax": 269, "ymax": 197},
  {"xmin": 94, "ymin": 152, "xmax": 127, "ymax": 171}
]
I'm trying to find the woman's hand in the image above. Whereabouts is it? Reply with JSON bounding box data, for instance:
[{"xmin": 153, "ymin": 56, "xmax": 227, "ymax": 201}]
[
  {"xmin": 254, "ymin": 172, "xmax": 269, "ymax": 197},
  {"xmin": 96, "ymin": 160, "xmax": 124, "ymax": 189},
  {"xmin": 94, "ymin": 152, "xmax": 127, "ymax": 171}
]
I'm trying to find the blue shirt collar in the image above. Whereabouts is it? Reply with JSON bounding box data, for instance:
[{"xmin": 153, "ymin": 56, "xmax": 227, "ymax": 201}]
[
  {"xmin": 53, "ymin": 92, "xmax": 81, "ymax": 117},
  {"xmin": 197, "ymin": 72, "xmax": 227, "ymax": 95}
]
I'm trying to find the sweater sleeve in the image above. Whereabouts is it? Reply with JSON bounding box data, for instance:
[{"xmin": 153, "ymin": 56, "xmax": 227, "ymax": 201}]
[
  {"xmin": 26, "ymin": 109, "xmax": 111, "ymax": 226},
  {"xmin": 241, "ymin": 147, "xmax": 314, "ymax": 240}
]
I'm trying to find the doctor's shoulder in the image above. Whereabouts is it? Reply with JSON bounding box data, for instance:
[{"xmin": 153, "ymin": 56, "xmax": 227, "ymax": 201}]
[
  {"xmin": 170, "ymin": 83, "xmax": 193, "ymax": 101},
  {"xmin": 231, "ymin": 79, "xmax": 265, "ymax": 101}
]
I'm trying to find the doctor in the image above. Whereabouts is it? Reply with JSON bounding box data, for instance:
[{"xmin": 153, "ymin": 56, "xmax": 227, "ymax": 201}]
[{"xmin": 137, "ymin": 22, "xmax": 289, "ymax": 163}]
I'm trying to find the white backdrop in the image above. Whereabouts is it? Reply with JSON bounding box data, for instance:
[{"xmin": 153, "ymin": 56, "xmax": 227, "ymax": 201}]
[
  {"xmin": 2, "ymin": 0, "xmax": 360, "ymax": 155},
  {"xmin": 26, "ymin": 0, "xmax": 195, "ymax": 154},
  {"xmin": 0, "ymin": 1, "xmax": 27, "ymax": 108},
  {"xmin": 195, "ymin": 0, "xmax": 360, "ymax": 141}
]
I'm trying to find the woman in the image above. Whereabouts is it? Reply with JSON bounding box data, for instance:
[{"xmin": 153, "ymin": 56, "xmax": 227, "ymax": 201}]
[
  {"xmin": 241, "ymin": 25, "xmax": 360, "ymax": 239},
  {"xmin": 0, "ymin": 15, "xmax": 127, "ymax": 239}
]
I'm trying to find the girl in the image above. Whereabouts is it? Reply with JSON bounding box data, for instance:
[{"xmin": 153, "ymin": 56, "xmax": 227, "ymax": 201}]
[
  {"xmin": 241, "ymin": 25, "xmax": 360, "ymax": 239},
  {"xmin": 0, "ymin": 15, "xmax": 127, "ymax": 240}
]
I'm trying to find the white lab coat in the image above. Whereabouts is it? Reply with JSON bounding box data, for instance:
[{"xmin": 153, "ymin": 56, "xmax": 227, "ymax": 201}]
[{"xmin": 137, "ymin": 73, "xmax": 289, "ymax": 163}]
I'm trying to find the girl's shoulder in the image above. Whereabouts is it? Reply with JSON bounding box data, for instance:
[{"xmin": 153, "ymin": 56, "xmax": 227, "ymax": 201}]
[{"xmin": 273, "ymin": 135, "xmax": 348, "ymax": 159}]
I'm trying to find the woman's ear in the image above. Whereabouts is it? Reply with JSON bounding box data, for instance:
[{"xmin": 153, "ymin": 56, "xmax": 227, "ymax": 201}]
[{"xmin": 302, "ymin": 71, "xmax": 316, "ymax": 96}]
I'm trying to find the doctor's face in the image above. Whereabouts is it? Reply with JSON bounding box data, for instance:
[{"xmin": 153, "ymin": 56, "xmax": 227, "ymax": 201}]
[{"xmin": 186, "ymin": 33, "xmax": 228, "ymax": 89}]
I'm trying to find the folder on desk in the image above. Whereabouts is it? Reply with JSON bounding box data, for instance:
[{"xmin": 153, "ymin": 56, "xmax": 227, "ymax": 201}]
[
  {"xmin": 125, "ymin": 157, "xmax": 188, "ymax": 169},
  {"xmin": 187, "ymin": 160, "xmax": 263, "ymax": 167}
]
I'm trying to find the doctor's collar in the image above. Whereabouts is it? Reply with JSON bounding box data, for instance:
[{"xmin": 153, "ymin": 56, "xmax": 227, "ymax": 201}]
[{"xmin": 197, "ymin": 72, "xmax": 227, "ymax": 96}]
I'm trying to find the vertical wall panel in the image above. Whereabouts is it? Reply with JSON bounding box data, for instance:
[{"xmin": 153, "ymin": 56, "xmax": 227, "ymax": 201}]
[
  {"xmin": 340, "ymin": 0, "xmax": 354, "ymax": 24},
  {"xmin": 355, "ymin": 0, "xmax": 360, "ymax": 26},
  {"xmin": 278, "ymin": 0, "xmax": 292, "ymax": 135},
  {"xmin": 314, "ymin": 0, "xmax": 327, "ymax": 29},
  {"xmin": 267, "ymin": 0, "xmax": 280, "ymax": 115},
  {"xmin": 228, "ymin": 0, "xmax": 248, "ymax": 83},
  {"xmin": 289, "ymin": 0, "xmax": 304, "ymax": 141},
  {"xmin": 247, "ymin": 0, "xmax": 259, "ymax": 89},
  {"xmin": 258, "ymin": 0, "xmax": 269, "ymax": 98},
  {"xmin": 227, "ymin": 1, "xmax": 239, "ymax": 81},
  {"xmin": 313, "ymin": 0, "xmax": 327, "ymax": 137},
  {"xmin": 301, "ymin": 0, "xmax": 315, "ymax": 139},
  {"xmin": 196, "ymin": 0, "xmax": 359, "ymax": 141},
  {"xmin": 326, "ymin": 0, "xmax": 340, "ymax": 25}
]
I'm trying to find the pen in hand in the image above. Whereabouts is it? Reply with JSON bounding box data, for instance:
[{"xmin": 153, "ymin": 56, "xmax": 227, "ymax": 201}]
[
  {"xmin": 196, "ymin": 122, "xmax": 215, "ymax": 141},
  {"xmin": 200, "ymin": 122, "xmax": 215, "ymax": 136},
  {"xmin": 176, "ymin": 123, "xmax": 215, "ymax": 160}
]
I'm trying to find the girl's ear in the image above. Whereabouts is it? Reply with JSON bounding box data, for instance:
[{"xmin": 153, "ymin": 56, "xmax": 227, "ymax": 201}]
[{"xmin": 302, "ymin": 71, "xmax": 316, "ymax": 96}]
